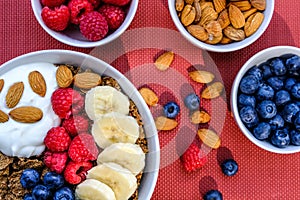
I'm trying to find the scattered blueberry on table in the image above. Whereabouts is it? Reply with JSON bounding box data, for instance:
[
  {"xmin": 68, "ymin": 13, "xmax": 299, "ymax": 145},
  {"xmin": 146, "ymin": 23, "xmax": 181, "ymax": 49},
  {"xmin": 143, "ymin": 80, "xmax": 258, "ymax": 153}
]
[
  {"xmin": 163, "ymin": 101, "xmax": 180, "ymax": 118},
  {"xmin": 184, "ymin": 93, "xmax": 200, "ymax": 111},
  {"xmin": 203, "ymin": 189, "xmax": 223, "ymax": 200},
  {"xmin": 221, "ymin": 159, "xmax": 238, "ymax": 177}
]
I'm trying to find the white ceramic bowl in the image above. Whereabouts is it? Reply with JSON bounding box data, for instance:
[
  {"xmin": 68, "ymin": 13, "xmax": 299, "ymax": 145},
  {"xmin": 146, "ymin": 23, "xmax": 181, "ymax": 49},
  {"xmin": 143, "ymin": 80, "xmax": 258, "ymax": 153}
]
[
  {"xmin": 31, "ymin": 0, "xmax": 138, "ymax": 48},
  {"xmin": 168, "ymin": 0, "xmax": 274, "ymax": 52},
  {"xmin": 0, "ymin": 49, "xmax": 159, "ymax": 199},
  {"xmin": 231, "ymin": 46, "xmax": 300, "ymax": 154}
]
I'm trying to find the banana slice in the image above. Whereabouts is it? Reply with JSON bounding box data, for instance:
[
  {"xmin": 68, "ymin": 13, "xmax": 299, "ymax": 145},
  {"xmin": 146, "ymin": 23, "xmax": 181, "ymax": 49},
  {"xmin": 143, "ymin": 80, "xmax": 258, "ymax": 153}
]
[
  {"xmin": 85, "ymin": 86, "xmax": 130, "ymax": 120},
  {"xmin": 87, "ymin": 162, "xmax": 137, "ymax": 200},
  {"xmin": 97, "ymin": 143, "xmax": 145, "ymax": 175},
  {"xmin": 75, "ymin": 179, "xmax": 116, "ymax": 200},
  {"xmin": 92, "ymin": 112, "xmax": 139, "ymax": 149}
]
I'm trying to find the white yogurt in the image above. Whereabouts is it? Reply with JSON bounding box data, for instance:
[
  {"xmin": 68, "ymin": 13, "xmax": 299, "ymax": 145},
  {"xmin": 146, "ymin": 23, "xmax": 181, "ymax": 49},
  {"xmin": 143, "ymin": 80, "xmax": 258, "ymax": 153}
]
[{"xmin": 0, "ymin": 62, "xmax": 61, "ymax": 157}]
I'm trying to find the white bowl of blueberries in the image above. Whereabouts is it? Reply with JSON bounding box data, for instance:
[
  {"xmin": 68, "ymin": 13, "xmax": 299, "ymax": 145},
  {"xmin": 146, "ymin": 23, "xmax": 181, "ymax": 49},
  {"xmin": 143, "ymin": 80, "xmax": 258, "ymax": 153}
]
[{"xmin": 231, "ymin": 46, "xmax": 300, "ymax": 154}]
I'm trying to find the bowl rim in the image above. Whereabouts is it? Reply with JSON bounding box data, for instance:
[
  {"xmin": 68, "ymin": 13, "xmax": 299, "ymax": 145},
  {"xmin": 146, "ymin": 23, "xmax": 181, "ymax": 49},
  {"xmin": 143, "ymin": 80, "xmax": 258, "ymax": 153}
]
[
  {"xmin": 167, "ymin": 0, "xmax": 275, "ymax": 52},
  {"xmin": 0, "ymin": 49, "xmax": 160, "ymax": 199},
  {"xmin": 30, "ymin": 0, "xmax": 139, "ymax": 48},
  {"xmin": 231, "ymin": 45, "xmax": 300, "ymax": 154}
]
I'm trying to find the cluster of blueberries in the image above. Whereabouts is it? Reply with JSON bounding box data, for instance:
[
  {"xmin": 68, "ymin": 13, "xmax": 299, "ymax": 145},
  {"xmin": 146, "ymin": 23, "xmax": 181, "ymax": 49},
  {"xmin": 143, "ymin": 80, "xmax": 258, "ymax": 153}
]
[
  {"xmin": 238, "ymin": 53, "xmax": 300, "ymax": 148},
  {"xmin": 20, "ymin": 169, "xmax": 74, "ymax": 200}
]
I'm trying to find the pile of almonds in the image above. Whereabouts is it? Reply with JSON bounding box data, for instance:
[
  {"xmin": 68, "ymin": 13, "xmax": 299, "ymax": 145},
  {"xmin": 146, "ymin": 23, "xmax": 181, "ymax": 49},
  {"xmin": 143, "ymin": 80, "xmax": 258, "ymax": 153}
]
[{"xmin": 176, "ymin": 0, "xmax": 266, "ymax": 44}]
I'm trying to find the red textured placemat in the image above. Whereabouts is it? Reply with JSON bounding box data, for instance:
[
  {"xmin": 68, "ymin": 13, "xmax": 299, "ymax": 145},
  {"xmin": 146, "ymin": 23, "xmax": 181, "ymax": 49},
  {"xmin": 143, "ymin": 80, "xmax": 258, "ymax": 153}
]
[{"xmin": 1, "ymin": 0, "xmax": 300, "ymax": 199}]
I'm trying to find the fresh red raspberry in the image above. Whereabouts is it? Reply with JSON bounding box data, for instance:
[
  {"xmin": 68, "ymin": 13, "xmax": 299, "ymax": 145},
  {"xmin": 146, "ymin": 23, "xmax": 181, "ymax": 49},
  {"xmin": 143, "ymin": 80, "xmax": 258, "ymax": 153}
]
[
  {"xmin": 68, "ymin": 0, "xmax": 94, "ymax": 25},
  {"xmin": 64, "ymin": 160, "xmax": 93, "ymax": 184},
  {"xmin": 62, "ymin": 115, "xmax": 89, "ymax": 137},
  {"xmin": 79, "ymin": 11, "xmax": 109, "ymax": 41},
  {"xmin": 41, "ymin": 5, "xmax": 70, "ymax": 31},
  {"xmin": 44, "ymin": 151, "xmax": 68, "ymax": 174},
  {"xmin": 102, "ymin": 0, "xmax": 131, "ymax": 6},
  {"xmin": 181, "ymin": 142, "xmax": 208, "ymax": 172},
  {"xmin": 98, "ymin": 4, "xmax": 125, "ymax": 30},
  {"xmin": 41, "ymin": 0, "xmax": 66, "ymax": 7},
  {"xmin": 68, "ymin": 133, "xmax": 99, "ymax": 162},
  {"xmin": 51, "ymin": 88, "xmax": 84, "ymax": 119},
  {"xmin": 87, "ymin": 0, "xmax": 101, "ymax": 8},
  {"xmin": 44, "ymin": 127, "xmax": 71, "ymax": 152}
]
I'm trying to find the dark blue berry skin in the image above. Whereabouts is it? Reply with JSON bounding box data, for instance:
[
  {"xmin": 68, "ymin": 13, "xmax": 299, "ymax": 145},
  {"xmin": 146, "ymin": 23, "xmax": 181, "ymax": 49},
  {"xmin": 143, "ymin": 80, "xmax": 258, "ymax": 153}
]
[
  {"xmin": 291, "ymin": 83, "xmax": 300, "ymax": 99},
  {"xmin": 256, "ymin": 100, "xmax": 277, "ymax": 119},
  {"xmin": 282, "ymin": 103, "xmax": 300, "ymax": 123},
  {"xmin": 53, "ymin": 187, "xmax": 75, "ymax": 200},
  {"xmin": 259, "ymin": 62, "xmax": 273, "ymax": 79},
  {"xmin": 285, "ymin": 78, "xmax": 297, "ymax": 91},
  {"xmin": 253, "ymin": 122, "xmax": 271, "ymax": 140},
  {"xmin": 238, "ymin": 94, "xmax": 256, "ymax": 108},
  {"xmin": 20, "ymin": 169, "xmax": 40, "ymax": 189},
  {"xmin": 290, "ymin": 130, "xmax": 300, "ymax": 146},
  {"xmin": 23, "ymin": 194, "xmax": 34, "ymax": 200},
  {"xmin": 32, "ymin": 185, "xmax": 52, "ymax": 200},
  {"xmin": 271, "ymin": 129, "xmax": 290, "ymax": 148},
  {"xmin": 203, "ymin": 190, "xmax": 223, "ymax": 200},
  {"xmin": 184, "ymin": 93, "xmax": 200, "ymax": 111},
  {"xmin": 43, "ymin": 172, "xmax": 64, "ymax": 190},
  {"xmin": 239, "ymin": 106, "xmax": 259, "ymax": 128},
  {"xmin": 285, "ymin": 55, "xmax": 300, "ymax": 76},
  {"xmin": 239, "ymin": 75, "xmax": 259, "ymax": 94},
  {"xmin": 268, "ymin": 114, "xmax": 285, "ymax": 130},
  {"xmin": 293, "ymin": 112, "xmax": 300, "ymax": 131},
  {"xmin": 267, "ymin": 77, "xmax": 284, "ymax": 91},
  {"xmin": 221, "ymin": 159, "xmax": 238, "ymax": 176},
  {"xmin": 163, "ymin": 101, "xmax": 180, "ymax": 118},
  {"xmin": 269, "ymin": 57, "xmax": 287, "ymax": 76},
  {"xmin": 275, "ymin": 90, "xmax": 291, "ymax": 107},
  {"xmin": 256, "ymin": 84, "xmax": 274, "ymax": 101},
  {"xmin": 247, "ymin": 66, "xmax": 263, "ymax": 81}
]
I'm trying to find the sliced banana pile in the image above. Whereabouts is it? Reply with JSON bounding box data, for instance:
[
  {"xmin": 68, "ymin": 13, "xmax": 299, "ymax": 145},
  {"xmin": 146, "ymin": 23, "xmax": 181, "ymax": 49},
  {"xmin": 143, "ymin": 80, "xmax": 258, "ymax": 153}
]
[{"xmin": 76, "ymin": 86, "xmax": 146, "ymax": 200}]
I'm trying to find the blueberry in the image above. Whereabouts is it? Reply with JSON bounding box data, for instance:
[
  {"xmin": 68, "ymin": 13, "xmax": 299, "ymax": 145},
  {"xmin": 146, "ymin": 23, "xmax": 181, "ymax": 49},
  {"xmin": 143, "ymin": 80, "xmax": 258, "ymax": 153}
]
[
  {"xmin": 253, "ymin": 122, "xmax": 271, "ymax": 140},
  {"xmin": 259, "ymin": 62, "xmax": 273, "ymax": 79},
  {"xmin": 268, "ymin": 114, "xmax": 285, "ymax": 130},
  {"xmin": 53, "ymin": 187, "xmax": 75, "ymax": 200},
  {"xmin": 43, "ymin": 172, "xmax": 64, "ymax": 190},
  {"xmin": 247, "ymin": 66, "xmax": 263, "ymax": 81},
  {"xmin": 269, "ymin": 57, "xmax": 287, "ymax": 76},
  {"xmin": 238, "ymin": 94, "xmax": 256, "ymax": 108},
  {"xmin": 203, "ymin": 190, "xmax": 223, "ymax": 200},
  {"xmin": 275, "ymin": 90, "xmax": 291, "ymax": 107},
  {"xmin": 293, "ymin": 112, "xmax": 300, "ymax": 131},
  {"xmin": 271, "ymin": 129, "xmax": 290, "ymax": 148},
  {"xmin": 291, "ymin": 83, "xmax": 300, "ymax": 99},
  {"xmin": 184, "ymin": 93, "xmax": 200, "ymax": 111},
  {"xmin": 221, "ymin": 159, "xmax": 238, "ymax": 176},
  {"xmin": 32, "ymin": 185, "xmax": 52, "ymax": 200},
  {"xmin": 267, "ymin": 77, "xmax": 284, "ymax": 91},
  {"xmin": 285, "ymin": 78, "xmax": 297, "ymax": 91},
  {"xmin": 20, "ymin": 169, "xmax": 40, "ymax": 189},
  {"xmin": 285, "ymin": 55, "xmax": 300, "ymax": 76},
  {"xmin": 239, "ymin": 106, "xmax": 259, "ymax": 128},
  {"xmin": 239, "ymin": 75, "xmax": 259, "ymax": 94},
  {"xmin": 24, "ymin": 194, "xmax": 34, "ymax": 200},
  {"xmin": 256, "ymin": 84, "xmax": 274, "ymax": 101},
  {"xmin": 163, "ymin": 101, "xmax": 180, "ymax": 118},
  {"xmin": 282, "ymin": 103, "xmax": 300, "ymax": 123},
  {"xmin": 290, "ymin": 130, "xmax": 300, "ymax": 146},
  {"xmin": 256, "ymin": 100, "xmax": 277, "ymax": 119}
]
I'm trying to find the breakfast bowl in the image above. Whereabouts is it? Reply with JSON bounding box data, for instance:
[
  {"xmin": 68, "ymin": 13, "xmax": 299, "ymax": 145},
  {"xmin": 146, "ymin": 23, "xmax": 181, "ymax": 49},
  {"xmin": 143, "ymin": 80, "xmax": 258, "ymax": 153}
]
[
  {"xmin": 31, "ymin": 0, "xmax": 138, "ymax": 48},
  {"xmin": 0, "ymin": 49, "xmax": 159, "ymax": 199},
  {"xmin": 168, "ymin": 0, "xmax": 274, "ymax": 52},
  {"xmin": 231, "ymin": 46, "xmax": 300, "ymax": 154}
]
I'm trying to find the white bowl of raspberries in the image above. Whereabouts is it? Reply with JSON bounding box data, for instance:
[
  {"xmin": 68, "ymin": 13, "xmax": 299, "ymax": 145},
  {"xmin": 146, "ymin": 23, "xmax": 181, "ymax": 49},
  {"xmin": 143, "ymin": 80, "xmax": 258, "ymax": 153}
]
[
  {"xmin": 31, "ymin": 0, "xmax": 138, "ymax": 48},
  {"xmin": 231, "ymin": 46, "xmax": 300, "ymax": 154}
]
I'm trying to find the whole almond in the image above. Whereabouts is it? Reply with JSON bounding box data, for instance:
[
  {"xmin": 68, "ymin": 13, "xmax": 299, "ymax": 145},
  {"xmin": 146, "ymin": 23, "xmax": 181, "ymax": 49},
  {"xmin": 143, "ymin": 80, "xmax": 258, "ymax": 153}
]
[
  {"xmin": 9, "ymin": 106, "xmax": 43, "ymax": 123},
  {"xmin": 74, "ymin": 72, "xmax": 102, "ymax": 89},
  {"xmin": 224, "ymin": 25, "xmax": 245, "ymax": 41},
  {"xmin": 191, "ymin": 111, "xmax": 211, "ymax": 124},
  {"xmin": 0, "ymin": 110, "xmax": 9, "ymax": 123},
  {"xmin": 201, "ymin": 81, "xmax": 224, "ymax": 99},
  {"xmin": 189, "ymin": 70, "xmax": 215, "ymax": 83},
  {"xmin": 155, "ymin": 51, "xmax": 174, "ymax": 71},
  {"xmin": 187, "ymin": 25, "xmax": 209, "ymax": 41},
  {"xmin": 194, "ymin": 0, "xmax": 202, "ymax": 22},
  {"xmin": 213, "ymin": 0, "xmax": 226, "ymax": 13},
  {"xmin": 243, "ymin": 8, "xmax": 257, "ymax": 19},
  {"xmin": 244, "ymin": 12, "xmax": 264, "ymax": 37},
  {"xmin": 181, "ymin": 5, "xmax": 196, "ymax": 26},
  {"xmin": 217, "ymin": 9, "xmax": 230, "ymax": 29},
  {"xmin": 56, "ymin": 65, "xmax": 73, "ymax": 88},
  {"xmin": 229, "ymin": 5, "xmax": 245, "ymax": 29},
  {"xmin": 0, "ymin": 79, "xmax": 4, "ymax": 93},
  {"xmin": 139, "ymin": 87, "xmax": 159, "ymax": 106},
  {"xmin": 155, "ymin": 116, "xmax": 178, "ymax": 131},
  {"xmin": 230, "ymin": 1, "xmax": 252, "ymax": 11},
  {"xmin": 205, "ymin": 20, "xmax": 223, "ymax": 44},
  {"xmin": 175, "ymin": 0, "xmax": 185, "ymax": 11},
  {"xmin": 185, "ymin": 0, "xmax": 194, "ymax": 5},
  {"xmin": 199, "ymin": 6, "xmax": 218, "ymax": 26},
  {"xmin": 250, "ymin": 0, "xmax": 266, "ymax": 11},
  {"xmin": 220, "ymin": 36, "xmax": 232, "ymax": 44},
  {"xmin": 197, "ymin": 129, "xmax": 221, "ymax": 149},
  {"xmin": 28, "ymin": 71, "xmax": 47, "ymax": 97},
  {"xmin": 200, "ymin": 1, "xmax": 214, "ymax": 11},
  {"xmin": 6, "ymin": 82, "xmax": 24, "ymax": 108}
]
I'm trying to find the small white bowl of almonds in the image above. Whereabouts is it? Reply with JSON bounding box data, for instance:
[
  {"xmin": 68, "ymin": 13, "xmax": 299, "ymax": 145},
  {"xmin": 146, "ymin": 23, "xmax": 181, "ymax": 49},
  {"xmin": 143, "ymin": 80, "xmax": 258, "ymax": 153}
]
[{"xmin": 168, "ymin": 0, "xmax": 274, "ymax": 52}]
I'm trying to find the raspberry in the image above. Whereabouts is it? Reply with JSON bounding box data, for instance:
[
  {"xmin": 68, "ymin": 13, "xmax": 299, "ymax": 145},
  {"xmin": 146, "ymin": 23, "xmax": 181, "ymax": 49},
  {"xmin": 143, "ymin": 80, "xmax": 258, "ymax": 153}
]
[
  {"xmin": 64, "ymin": 161, "xmax": 93, "ymax": 184},
  {"xmin": 102, "ymin": 0, "xmax": 131, "ymax": 6},
  {"xmin": 41, "ymin": 5, "xmax": 70, "ymax": 31},
  {"xmin": 87, "ymin": 0, "xmax": 101, "ymax": 8},
  {"xmin": 51, "ymin": 88, "xmax": 84, "ymax": 119},
  {"xmin": 62, "ymin": 115, "xmax": 89, "ymax": 137},
  {"xmin": 79, "ymin": 11, "xmax": 109, "ymax": 41},
  {"xmin": 41, "ymin": 0, "xmax": 66, "ymax": 7},
  {"xmin": 181, "ymin": 142, "xmax": 208, "ymax": 172},
  {"xmin": 68, "ymin": 0, "xmax": 94, "ymax": 25},
  {"xmin": 99, "ymin": 4, "xmax": 125, "ymax": 30},
  {"xmin": 44, "ymin": 151, "xmax": 68, "ymax": 174},
  {"xmin": 68, "ymin": 133, "xmax": 99, "ymax": 162},
  {"xmin": 44, "ymin": 127, "xmax": 71, "ymax": 152}
]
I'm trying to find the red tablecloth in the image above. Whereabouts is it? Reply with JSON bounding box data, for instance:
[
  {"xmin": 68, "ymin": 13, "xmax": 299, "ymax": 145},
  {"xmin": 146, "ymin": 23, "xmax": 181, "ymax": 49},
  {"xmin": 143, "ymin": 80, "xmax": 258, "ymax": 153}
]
[{"xmin": 1, "ymin": 0, "xmax": 300, "ymax": 199}]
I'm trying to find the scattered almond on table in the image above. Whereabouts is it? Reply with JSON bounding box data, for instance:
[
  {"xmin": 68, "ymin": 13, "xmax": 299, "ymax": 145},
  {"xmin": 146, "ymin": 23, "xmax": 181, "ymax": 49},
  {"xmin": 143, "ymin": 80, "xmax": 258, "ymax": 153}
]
[
  {"xmin": 154, "ymin": 51, "xmax": 175, "ymax": 71},
  {"xmin": 139, "ymin": 87, "xmax": 159, "ymax": 107},
  {"xmin": 197, "ymin": 128, "xmax": 221, "ymax": 149}
]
